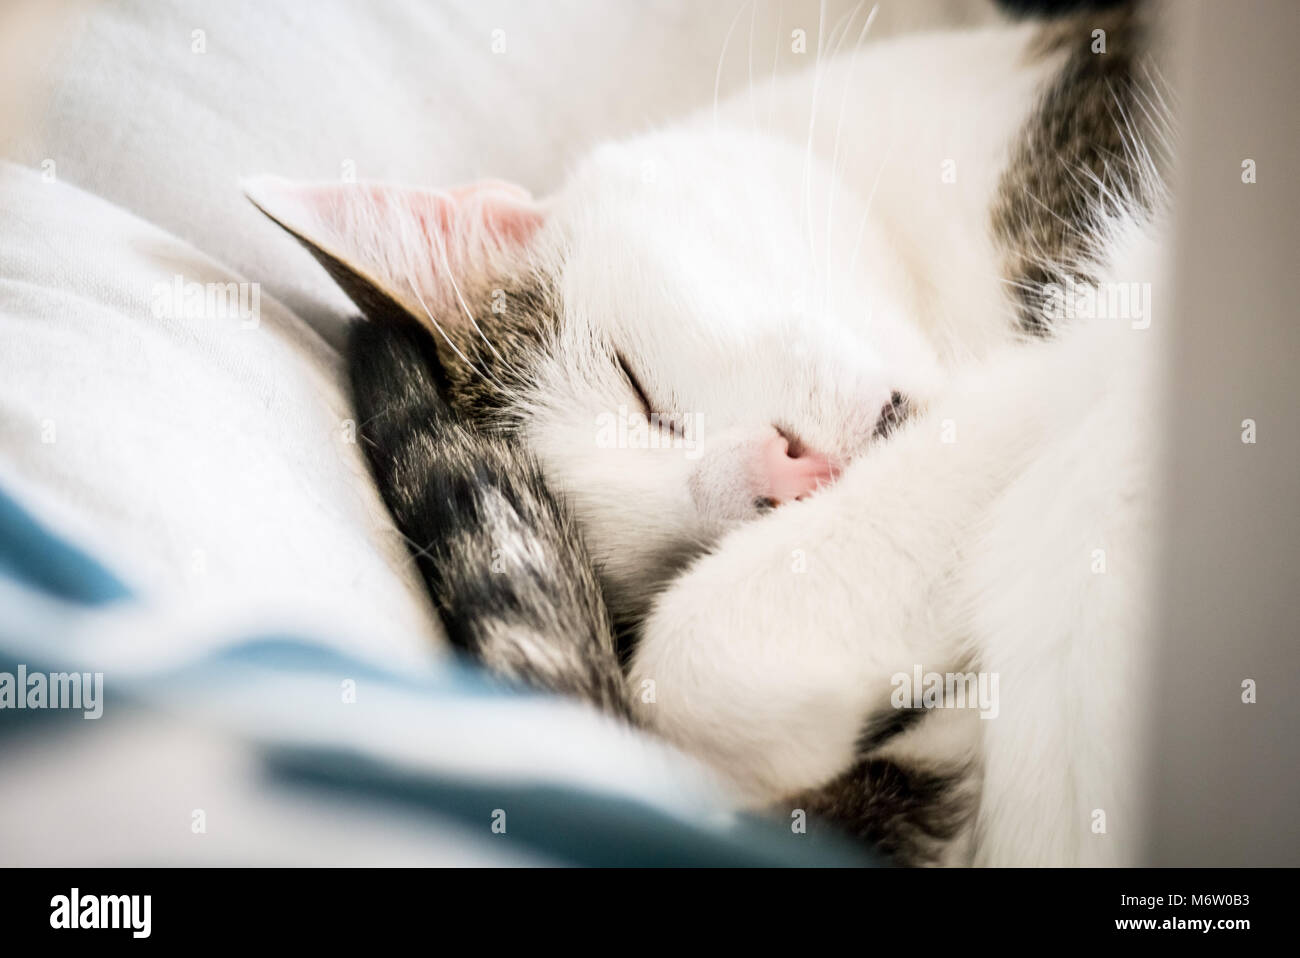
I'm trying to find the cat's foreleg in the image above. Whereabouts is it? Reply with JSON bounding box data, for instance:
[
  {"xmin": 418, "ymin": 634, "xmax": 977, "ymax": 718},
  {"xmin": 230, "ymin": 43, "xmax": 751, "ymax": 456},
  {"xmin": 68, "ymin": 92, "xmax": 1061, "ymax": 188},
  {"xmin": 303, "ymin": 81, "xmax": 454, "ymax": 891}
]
[{"xmin": 348, "ymin": 319, "xmax": 631, "ymax": 717}]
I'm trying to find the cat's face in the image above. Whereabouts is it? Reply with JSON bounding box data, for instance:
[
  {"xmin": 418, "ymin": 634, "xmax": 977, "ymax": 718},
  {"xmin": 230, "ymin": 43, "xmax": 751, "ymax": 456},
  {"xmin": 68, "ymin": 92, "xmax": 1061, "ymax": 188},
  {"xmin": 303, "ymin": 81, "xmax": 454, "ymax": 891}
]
[
  {"xmin": 246, "ymin": 127, "xmax": 940, "ymax": 622},
  {"xmin": 517, "ymin": 130, "xmax": 940, "ymax": 620}
]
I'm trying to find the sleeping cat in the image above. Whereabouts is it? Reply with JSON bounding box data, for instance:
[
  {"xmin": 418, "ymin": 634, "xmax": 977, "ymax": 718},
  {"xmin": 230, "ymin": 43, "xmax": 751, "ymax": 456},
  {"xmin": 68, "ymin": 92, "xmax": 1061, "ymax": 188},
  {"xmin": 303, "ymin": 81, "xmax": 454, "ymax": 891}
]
[{"xmin": 246, "ymin": 2, "xmax": 1170, "ymax": 865}]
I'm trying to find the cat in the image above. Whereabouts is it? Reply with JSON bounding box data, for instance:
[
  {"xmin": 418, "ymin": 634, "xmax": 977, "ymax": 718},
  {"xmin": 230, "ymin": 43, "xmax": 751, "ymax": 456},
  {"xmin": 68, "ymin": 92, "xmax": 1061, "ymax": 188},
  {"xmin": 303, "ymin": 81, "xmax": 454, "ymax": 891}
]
[{"xmin": 245, "ymin": 2, "xmax": 1171, "ymax": 865}]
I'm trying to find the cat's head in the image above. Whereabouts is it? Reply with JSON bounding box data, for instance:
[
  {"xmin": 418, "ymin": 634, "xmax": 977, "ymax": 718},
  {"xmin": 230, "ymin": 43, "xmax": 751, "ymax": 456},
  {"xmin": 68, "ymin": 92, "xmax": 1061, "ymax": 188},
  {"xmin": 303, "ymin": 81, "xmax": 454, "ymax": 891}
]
[{"xmin": 245, "ymin": 127, "xmax": 939, "ymax": 622}]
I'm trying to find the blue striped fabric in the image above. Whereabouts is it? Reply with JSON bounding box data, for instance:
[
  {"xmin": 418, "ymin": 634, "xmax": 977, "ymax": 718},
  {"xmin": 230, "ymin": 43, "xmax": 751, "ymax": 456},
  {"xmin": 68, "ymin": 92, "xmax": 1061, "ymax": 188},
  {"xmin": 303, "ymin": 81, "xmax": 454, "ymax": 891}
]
[{"xmin": 0, "ymin": 481, "xmax": 874, "ymax": 866}]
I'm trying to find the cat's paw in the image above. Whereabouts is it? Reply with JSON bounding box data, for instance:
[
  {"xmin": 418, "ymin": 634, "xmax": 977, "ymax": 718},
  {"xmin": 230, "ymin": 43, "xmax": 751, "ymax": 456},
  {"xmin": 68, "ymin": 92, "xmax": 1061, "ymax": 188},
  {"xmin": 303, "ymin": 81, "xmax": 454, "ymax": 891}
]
[{"xmin": 626, "ymin": 481, "xmax": 932, "ymax": 803}]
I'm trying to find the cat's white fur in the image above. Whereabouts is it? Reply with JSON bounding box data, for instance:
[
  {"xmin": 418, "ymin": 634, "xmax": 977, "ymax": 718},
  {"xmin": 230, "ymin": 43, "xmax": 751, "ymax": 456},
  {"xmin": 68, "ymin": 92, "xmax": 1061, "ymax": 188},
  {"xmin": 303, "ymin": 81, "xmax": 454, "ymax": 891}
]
[
  {"xmin": 629, "ymin": 215, "xmax": 1165, "ymax": 865},
  {"xmin": 589, "ymin": 23, "xmax": 1164, "ymax": 865},
  {"xmin": 535, "ymin": 23, "xmax": 1166, "ymax": 864},
  {"xmin": 249, "ymin": 18, "xmax": 1169, "ymax": 865}
]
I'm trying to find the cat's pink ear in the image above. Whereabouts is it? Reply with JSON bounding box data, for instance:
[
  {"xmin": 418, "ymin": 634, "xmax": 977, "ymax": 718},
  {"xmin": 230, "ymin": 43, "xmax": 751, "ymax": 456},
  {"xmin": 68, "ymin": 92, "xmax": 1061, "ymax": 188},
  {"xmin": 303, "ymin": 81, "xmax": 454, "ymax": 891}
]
[{"xmin": 242, "ymin": 175, "xmax": 545, "ymax": 324}]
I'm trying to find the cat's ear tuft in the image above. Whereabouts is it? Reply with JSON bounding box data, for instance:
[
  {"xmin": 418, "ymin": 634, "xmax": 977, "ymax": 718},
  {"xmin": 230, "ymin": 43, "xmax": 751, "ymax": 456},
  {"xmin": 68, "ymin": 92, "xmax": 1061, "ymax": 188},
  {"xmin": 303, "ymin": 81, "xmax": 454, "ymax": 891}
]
[{"xmin": 242, "ymin": 175, "xmax": 545, "ymax": 326}]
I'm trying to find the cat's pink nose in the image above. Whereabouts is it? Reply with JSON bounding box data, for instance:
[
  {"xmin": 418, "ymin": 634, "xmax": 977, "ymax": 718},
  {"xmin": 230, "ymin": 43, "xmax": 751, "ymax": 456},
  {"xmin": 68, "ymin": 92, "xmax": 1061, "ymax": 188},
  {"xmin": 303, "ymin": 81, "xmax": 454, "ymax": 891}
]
[{"xmin": 760, "ymin": 433, "xmax": 840, "ymax": 503}]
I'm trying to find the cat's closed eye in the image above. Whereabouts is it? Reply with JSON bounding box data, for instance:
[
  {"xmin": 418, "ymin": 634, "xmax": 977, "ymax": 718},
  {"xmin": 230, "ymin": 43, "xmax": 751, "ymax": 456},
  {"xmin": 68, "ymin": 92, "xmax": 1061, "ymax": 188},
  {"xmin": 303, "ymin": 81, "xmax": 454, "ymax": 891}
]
[
  {"xmin": 614, "ymin": 350, "xmax": 684, "ymax": 436},
  {"xmin": 614, "ymin": 350, "xmax": 653, "ymax": 414}
]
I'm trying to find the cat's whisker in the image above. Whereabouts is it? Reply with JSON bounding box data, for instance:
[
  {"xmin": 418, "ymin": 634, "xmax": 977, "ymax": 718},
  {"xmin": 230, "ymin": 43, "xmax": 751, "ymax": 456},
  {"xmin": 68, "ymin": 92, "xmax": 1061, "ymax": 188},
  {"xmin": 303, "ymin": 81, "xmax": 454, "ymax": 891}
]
[
  {"xmin": 1128, "ymin": 72, "xmax": 1179, "ymax": 170},
  {"xmin": 431, "ymin": 201, "xmax": 531, "ymax": 386},
  {"xmin": 404, "ymin": 270, "xmax": 508, "ymax": 395},
  {"xmin": 799, "ymin": 0, "xmax": 828, "ymax": 282},
  {"xmin": 443, "ymin": 264, "xmax": 530, "ymax": 385},
  {"xmin": 766, "ymin": 0, "xmax": 784, "ymax": 133},
  {"xmin": 993, "ymin": 275, "xmax": 1048, "ymax": 293},
  {"xmin": 350, "ymin": 400, "xmax": 403, "ymax": 435},
  {"xmin": 1109, "ymin": 75, "xmax": 1174, "ymax": 215},
  {"xmin": 1021, "ymin": 186, "xmax": 1089, "ymax": 241},
  {"xmin": 386, "ymin": 525, "xmax": 441, "ymax": 572},
  {"xmin": 1101, "ymin": 83, "xmax": 1147, "ymax": 192},
  {"xmin": 1059, "ymin": 155, "xmax": 1098, "ymax": 197},
  {"xmin": 824, "ymin": 1, "xmax": 878, "ymax": 318},
  {"xmin": 713, "ymin": 1, "xmax": 753, "ymax": 135},
  {"xmin": 803, "ymin": 0, "xmax": 859, "ymax": 298},
  {"xmin": 1141, "ymin": 57, "xmax": 1180, "ymax": 119},
  {"xmin": 1128, "ymin": 76, "xmax": 1173, "ymax": 154},
  {"xmin": 847, "ymin": 138, "xmax": 895, "ymax": 284},
  {"xmin": 747, "ymin": 0, "xmax": 759, "ymax": 135}
]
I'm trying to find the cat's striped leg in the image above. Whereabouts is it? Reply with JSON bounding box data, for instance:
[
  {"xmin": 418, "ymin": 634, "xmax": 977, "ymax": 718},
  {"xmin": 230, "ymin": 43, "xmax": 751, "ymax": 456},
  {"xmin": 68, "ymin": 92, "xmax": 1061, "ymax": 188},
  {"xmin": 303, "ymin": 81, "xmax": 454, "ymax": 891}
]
[{"xmin": 348, "ymin": 319, "xmax": 631, "ymax": 718}]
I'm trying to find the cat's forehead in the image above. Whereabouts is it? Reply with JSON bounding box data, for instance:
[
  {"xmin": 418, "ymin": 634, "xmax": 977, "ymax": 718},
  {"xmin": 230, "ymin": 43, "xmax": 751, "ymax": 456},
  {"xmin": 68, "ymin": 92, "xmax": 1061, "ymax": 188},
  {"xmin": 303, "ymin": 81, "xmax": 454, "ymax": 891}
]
[
  {"xmin": 558, "ymin": 131, "xmax": 813, "ymax": 238},
  {"xmin": 547, "ymin": 131, "xmax": 834, "ymax": 339}
]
